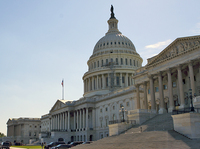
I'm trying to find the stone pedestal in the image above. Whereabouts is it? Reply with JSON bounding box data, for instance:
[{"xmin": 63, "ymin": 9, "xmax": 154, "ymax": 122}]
[
  {"xmin": 108, "ymin": 122, "xmax": 133, "ymax": 136},
  {"xmin": 172, "ymin": 113, "xmax": 200, "ymax": 139},
  {"xmin": 127, "ymin": 109, "xmax": 156, "ymax": 124},
  {"xmin": 194, "ymin": 96, "xmax": 200, "ymax": 108}
]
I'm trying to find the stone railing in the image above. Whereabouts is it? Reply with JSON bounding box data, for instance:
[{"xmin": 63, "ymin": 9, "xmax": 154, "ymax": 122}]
[{"xmin": 109, "ymin": 119, "xmax": 136, "ymax": 125}]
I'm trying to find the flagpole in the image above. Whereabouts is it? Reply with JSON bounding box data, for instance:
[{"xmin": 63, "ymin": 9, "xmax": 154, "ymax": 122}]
[{"xmin": 62, "ymin": 79, "xmax": 64, "ymax": 100}]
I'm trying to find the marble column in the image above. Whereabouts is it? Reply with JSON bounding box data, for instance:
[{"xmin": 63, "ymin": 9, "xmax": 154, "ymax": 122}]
[
  {"xmin": 77, "ymin": 110, "xmax": 79, "ymax": 131},
  {"xmin": 80, "ymin": 109, "xmax": 82, "ymax": 130},
  {"xmin": 177, "ymin": 65, "xmax": 185, "ymax": 108},
  {"xmin": 125, "ymin": 73, "xmax": 128, "ymax": 87},
  {"xmin": 188, "ymin": 61, "xmax": 195, "ymax": 96},
  {"xmin": 96, "ymin": 75, "xmax": 99, "ymax": 90},
  {"xmin": 88, "ymin": 78, "xmax": 91, "ymax": 91},
  {"xmin": 92, "ymin": 108, "xmax": 95, "ymax": 129},
  {"xmin": 86, "ymin": 108, "xmax": 89, "ymax": 130},
  {"xmin": 83, "ymin": 109, "xmax": 85, "ymax": 130},
  {"xmin": 74, "ymin": 111, "xmax": 76, "ymax": 130},
  {"xmin": 149, "ymin": 75, "xmax": 156, "ymax": 112},
  {"xmin": 92, "ymin": 77, "xmax": 94, "ymax": 90},
  {"xmin": 68, "ymin": 111, "xmax": 70, "ymax": 131},
  {"xmin": 50, "ymin": 117, "xmax": 52, "ymax": 131},
  {"xmin": 135, "ymin": 84, "xmax": 140, "ymax": 109},
  {"xmin": 167, "ymin": 68, "xmax": 174, "ymax": 112},
  {"xmin": 143, "ymin": 81, "xmax": 148, "ymax": 109},
  {"xmin": 114, "ymin": 73, "xmax": 117, "ymax": 86},
  {"xmin": 120, "ymin": 73, "xmax": 122, "ymax": 88},
  {"xmin": 102, "ymin": 74, "xmax": 105, "ymax": 89},
  {"xmin": 129, "ymin": 75, "xmax": 132, "ymax": 86},
  {"xmin": 158, "ymin": 72, "xmax": 167, "ymax": 114}
]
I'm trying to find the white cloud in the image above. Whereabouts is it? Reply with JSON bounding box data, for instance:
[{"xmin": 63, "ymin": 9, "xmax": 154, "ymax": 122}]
[{"xmin": 145, "ymin": 39, "xmax": 172, "ymax": 49}]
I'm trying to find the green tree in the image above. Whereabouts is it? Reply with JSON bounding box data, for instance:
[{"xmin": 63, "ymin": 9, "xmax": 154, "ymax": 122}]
[{"xmin": 0, "ymin": 132, "xmax": 6, "ymax": 137}]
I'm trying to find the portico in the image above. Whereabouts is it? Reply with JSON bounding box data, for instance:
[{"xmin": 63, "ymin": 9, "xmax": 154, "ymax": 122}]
[{"xmin": 133, "ymin": 36, "xmax": 200, "ymax": 113}]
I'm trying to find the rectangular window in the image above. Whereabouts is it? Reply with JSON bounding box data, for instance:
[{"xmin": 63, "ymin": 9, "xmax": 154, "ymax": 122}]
[
  {"xmin": 116, "ymin": 58, "xmax": 118, "ymax": 65},
  {"xmin": 126, "ymin": 102, "xmax": 130, "ymax": 106},
  {"xmin": 29, "ymin": 132, "xmax": 31, "ymax": 136},
  {"xmin": 155, "ymin": 87, "xmax": 159, "ymax": 92},
  {"xmin": 100, "ymin": 109, "xmax": 102, "ymax": 112},
  {"xmin": 106, "ymin": 59, "xmax": 108, "ymax": 65},
  {"xmin": 148, "ymin": 89, "xmax": 150, "ymax": 94},
  {"xmin": 122, "ymin": 76, "xmax": 125, "ymax": 83},
  {"xmin": 116, "ymin": 76, "xmax": 120, "ymax": 86},
  {"xmin": 163, "ymin": 85, "xmax": 167, "ymax": 90},
  {"xmin": 121, "ymin": 58, "xmax": 123, "ymax": 65},
  {"xmin": 94, "ymin": 62, "xmax": 96, "ymax": 68},
  {"xmin": 130, "ymin": 59, "xmax": 132, "ymax": 65},
  {"xmin": 125, "ymin": 59, "xmax": 128, "ymax": 65},
  {"xmin": 133, "ymin": 60, "xmax": 135, "ymax": 66},
  {"xmin": 182, "ymin": 79, "xmax": 185, "ymax": 84},
  {"xmin": 111, "ymin": 58, "xmax": 113, "ymax": 62},
  {"xmin": 173, "ymin": 82, "xmax": 176, "ymax": 87},
  {"xmin": 97, "ymin": 61, "xmax": 99, "ymax": 67},
  {"xmin": 106, "ymin": 77, "xmax": 108, "ymax": 87},
  {"xmin": 101, "ymin": 60, "xmax": 103, "ymax": 66}
]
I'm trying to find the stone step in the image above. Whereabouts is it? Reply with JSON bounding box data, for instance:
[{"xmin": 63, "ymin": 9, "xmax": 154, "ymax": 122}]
[{"xmin": 74, "ymin": 131, "xmax": 200, "ymax": 149}]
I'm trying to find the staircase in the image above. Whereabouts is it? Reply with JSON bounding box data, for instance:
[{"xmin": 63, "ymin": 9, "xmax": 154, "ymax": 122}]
[{"xmin": 73, "ymin": 113, "xmax": 200, "ymax": 149}]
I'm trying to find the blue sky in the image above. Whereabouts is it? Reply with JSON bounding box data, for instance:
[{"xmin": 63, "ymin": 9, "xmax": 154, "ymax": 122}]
[{"xmin": 0, "ymin": 0, "xmax": 200, "ymax": 135}]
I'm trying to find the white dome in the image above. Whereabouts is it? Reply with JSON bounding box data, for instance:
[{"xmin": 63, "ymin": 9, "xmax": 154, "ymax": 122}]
[{"xmin": 93, "ymin": 32, "xmax": 136, "ymax": 54}]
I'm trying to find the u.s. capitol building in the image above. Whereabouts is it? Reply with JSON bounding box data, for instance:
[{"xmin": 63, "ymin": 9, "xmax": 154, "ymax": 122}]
[{"xmin": 7, "ymin": 6, "xmax": 200, "ymax": 144}]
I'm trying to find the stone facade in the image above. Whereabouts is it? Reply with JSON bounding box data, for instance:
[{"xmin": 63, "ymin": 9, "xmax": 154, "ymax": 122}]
[{"xmin": 5, "ymin": 118, "xmax": 41, "ymax": 144}]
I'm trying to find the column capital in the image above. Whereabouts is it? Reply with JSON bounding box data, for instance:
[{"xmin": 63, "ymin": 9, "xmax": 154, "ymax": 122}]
[
  {"xmin": 135, "ymin": 84, "xmax": 140, "ymax": 88},
  {"xmin": 166, "ymin": 68, "xmax": 171, "ymax": 73},
  {"xmin": 143, "ymin": 81, "xmax": 147, "ymax": 86},
  {"xmin": 147, "ymin": 74, "xmax": 154, "ymax": 79},
  {"xmin": 155, "ymin": 71, "xmax": 162, "ymax": 77},
  {"xmin": 176, "ymin": 64, "xmax": 182, "ymax": 70},
  {"xmin": 187, "ymin": 60, "xmax": 193, "ymax": 66}
]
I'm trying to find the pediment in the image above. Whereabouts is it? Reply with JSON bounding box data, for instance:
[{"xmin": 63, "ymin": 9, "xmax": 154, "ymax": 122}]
[
  {"xmin": 50, "ymin": 100, "xmax": 67, "ymax": 112},
  {"xmin": 146, "ymin": 35, "xmax": 200, "ymax": 66}
]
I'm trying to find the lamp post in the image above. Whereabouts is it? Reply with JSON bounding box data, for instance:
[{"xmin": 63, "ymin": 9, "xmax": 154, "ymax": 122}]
[
  {"xmin": 119, "ymin": 105, "xmax": 126, "ymax": 122},
  {"xmin": 188, "ymin": 89, "xmax": 196, "ymax": 112}
]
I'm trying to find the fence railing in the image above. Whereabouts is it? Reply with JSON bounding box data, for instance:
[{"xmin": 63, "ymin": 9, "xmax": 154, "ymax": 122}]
[
  {"xmin": 172, "ymin": 107, "xmax": 200, "ymax": 115},
  {"xmin": 109, "ymin": 120, "xmax": 136, "ymax": 125}
]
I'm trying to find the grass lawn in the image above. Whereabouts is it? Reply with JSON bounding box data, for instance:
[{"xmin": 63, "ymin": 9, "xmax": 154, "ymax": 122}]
[{"xmin": 11, "ymin": 146, "xmax": 42, "ymax": 148}]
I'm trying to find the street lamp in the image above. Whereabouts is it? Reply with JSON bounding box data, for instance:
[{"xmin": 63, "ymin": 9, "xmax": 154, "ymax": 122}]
[
  {"xmin": 188, "ymin": 89, "xmax": 196, "ymax": 112},
  {"xmin": 119, "ymin": 105, "xmax": 126, "ymax": 122}
]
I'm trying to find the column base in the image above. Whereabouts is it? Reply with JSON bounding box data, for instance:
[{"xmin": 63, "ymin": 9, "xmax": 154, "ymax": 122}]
[
  {"xmin": 158, "ymin": 108, "xmax": 167, "ymax": 114},
  {"xmin": 179, "ymin": 104, "xmax": 186, "ymax": 109},
  {"xmin": 168, "ymin": 106, "xmax": 174, "ymax": 113},
  {"xmin": 150, "ymin": 109, "xmax": 157, "ymax": 114}
]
